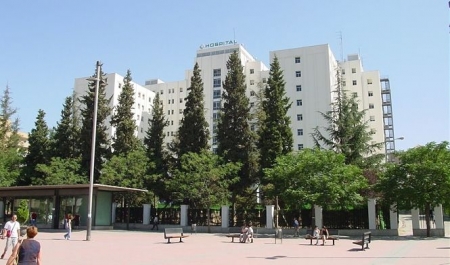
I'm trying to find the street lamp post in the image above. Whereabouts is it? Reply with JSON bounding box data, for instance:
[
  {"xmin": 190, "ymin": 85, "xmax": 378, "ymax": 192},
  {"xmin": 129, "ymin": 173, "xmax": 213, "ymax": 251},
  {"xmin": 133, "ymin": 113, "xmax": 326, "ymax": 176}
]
[{"xmin": 86, "ymin": 61, "xmax": 102, "ymax": 241}]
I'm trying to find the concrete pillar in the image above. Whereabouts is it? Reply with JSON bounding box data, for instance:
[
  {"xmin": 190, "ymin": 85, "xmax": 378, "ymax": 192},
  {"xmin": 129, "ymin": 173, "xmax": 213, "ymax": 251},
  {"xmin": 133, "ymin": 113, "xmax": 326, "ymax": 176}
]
[
  {"xmin": 368, "ymin": 199, "xmax": 377, "ymax": 229},
  {"xmin": 143, "ymin": 204, "xmax": 151, "ymax": 225},
  {"xmin": 221, "ymin": 206, "xmax": 229, "ymax": 228},
  {"xmin": 111, "ymin": 202, "xmax": 117, "ymax": 224},
  {"xmin": 389, "ymin": 206, "xmax": 398, "ymax": 230},
  {"xmin": 434, "ymin": 205, "xmax": 444, "ymax": 229},
  {"xmin": 266, "ymin": 205, "xmax": 274, "ymax": 229},
  {"xmin": 314, "ymin": 205, "xmax": 323, "ymax": 228},
  {"xmin": 0, "ymin": 201, "xmax": 4, "ymax": 219},
  {"xmin": 180, "ymin": 205, "xmax": 189, "ymax": 226},
  {"xmin": 411, "ymin": 208, "xmax": 420, "ymax": 229}
]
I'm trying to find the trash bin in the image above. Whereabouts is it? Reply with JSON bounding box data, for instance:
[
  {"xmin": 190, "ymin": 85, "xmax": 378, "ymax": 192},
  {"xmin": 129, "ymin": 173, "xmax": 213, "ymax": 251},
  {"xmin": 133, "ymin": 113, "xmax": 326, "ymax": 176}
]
[{"xmin": 275, "ymin": 228, "xmax": 283, "ymax": 244}]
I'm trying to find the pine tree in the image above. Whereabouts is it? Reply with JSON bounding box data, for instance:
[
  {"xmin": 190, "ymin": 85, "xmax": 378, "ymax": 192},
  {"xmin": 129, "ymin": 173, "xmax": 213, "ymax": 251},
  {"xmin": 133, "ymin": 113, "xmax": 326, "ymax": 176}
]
[
  {"xmin": 312, "ymin": 69, "xmax": 382, "ymax": 167},
  {"xmin": 51, "ymin": 95, "xmax": 80, "ymax": 159},
  {"xmin": 257, "ymin": 56, "xmax": 293, "ymax": 172},
  {"xmin": 21, "ymin": 109, "xmax": 51, "ymax": 185},
  {"xmin": 144, "ymin": 93, "xmax": 168, "ymax": 199},
  {"xmin": 176, "ymin": 62, "xmax": 209, "ymax": 158},
  {"xmin": 0, "ymin": 85, "xmax": 23, "ymax": 187},
  {"xmin": 79, "ymin": 63, "xmax": 112, "ymax": 182},
  {"xmin": 110, "ymin": 69, "xmax": 139, "ymax": 155},
  {"xmin": 217, "ymin": 51, "xmax": 257, "ymax": 198}
]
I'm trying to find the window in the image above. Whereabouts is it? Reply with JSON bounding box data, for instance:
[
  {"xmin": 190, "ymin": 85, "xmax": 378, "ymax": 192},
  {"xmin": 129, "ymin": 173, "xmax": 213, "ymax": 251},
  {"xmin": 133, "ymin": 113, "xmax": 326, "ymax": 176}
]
[
  {"xmin": 296, "ymin": 85, "xmax": 302, "ymax": 92},
  {"xmin": 297, "ymin": 144, "xmax": 304, "ymax": 150},
  {"xmin": 167, "ymin": 131, "xmax": 170, "ymax": 136},
  {"xmin": 370, "ymin": 129, "xmax": 376, "ymax": 135},
  {"xmin": 352, "ymin": 92, "xmax": 358, "ymax": 97},
  {"xmin": 213, "ymin": 113, "xmax": 219, "ymax": 121},
  {"xmin": 213, "ymin": 90, "xmax": 221, "ymax": 99},
  {"xmin": 172, "ymin": 88, "xmax": 175, "ymax": 93},
  {"xmin": 369, "ymin": 103, "xmax": 374, "ymax": 109},
  {"xmin": 213, "ymin": 78, "xmax": 221, "ymax": 88},
  {"xmin": 251, "ymin": 124, "xmax": 255, "ymax": 131},
  {"xmin": 138, "ymin": 103, "xmax": 141, "ymax": 109},
  {"xmin": 138, "ymin": 93, "xmax": 141, "ymax": 98},
  {"xmin": 250, "ymin": 102, "xmax": 254, "ymax": 108},
  {"xmin": 168, "ymin": 89, "xmax": 171, "ymax": 94},
  {"xmin": 296, "ymin": 99, "xmax": 302, "ymax": 106},
  {"xmin": 342, "ymin": 69, "xmax": 345, "ymax": 75},
  {"xmin": 160, "ymin": 90, "xmax": 163, "ymax": 95},
  {"xmin": 213, "ymin": 69, "xmax": 221, "ymax": 77},
  {"xmin": 171, "ymin": 110, "xmax": 174, "ymax": 114},
  {"xmin": 180, "ymin": 98, "xmax": 183, "ymax": 103},
  {"xmin": 213, "ymin": 101, "xmax": 221, "ymax": 110},
  {"xmin": 213, "ymin": 124, "xmax": 217, "ymax": 132},
  {"xmin": 141, "ymin": 128, "xmax": 143, "ymax": 133},
  {"xmin": 297, "ymin": 114, "xmax": 303, "ymax": 121},
  {"xmin": 213, "ymin": 137, "xmax": 218, "ymax": 145},
  {"xmin": 250, "ymin": 91, "xmax": 256, "ymax": 96},
  {"xmin": 262, "ymin": 78, "xmax": 267, "ymax": 83},
  {"xmin": 368, "ymin": 91, "xmax": 374, "ymax": 97},
  {"xmin": 171, "ymin": 131, "xmax": 174, "ymax": 136},
  {"xmin": 297, "ymin": 129, "xmax": 303, "ymax": 136},
  {"xmin": 180, "ymin": 87, "xmax": 183, "ymax": 92},
  {"xmin": 250, "ymin": 69, "xmax": 254, "ymax": 74},
  {"xmin": 167, "ymin": 110, "xmax": 170, "ymax": 115},
  {"xmin": 342, "ymin": 81, "xmax": 346, "ymax": 86},
  {"xmin": 370, "ymin": 116, "xmax": 375, "ymax": 121},
  {"xmin": 295, "ymin": 71, "xmax": 302, "ymax": 77},
  {"xmin": 367, "ymin": 79, "xmax": 373, "ymax": 85},
  {"xmin": 168, "ymin": 100, "xmax": 170, "ymax": 104},
  {"xmin": 160, "ymin": 100, "xmax": 163, "ymax": 105},
  {"xmin": 352, "ymin": 80, "xmax": 357, "ymax": 86},
  {"xmin": 141, "ymin": 116, "xmax": 144, "ymax": 121},
  {"xmin": 352, "ymin": 68, "xmax": 356, "ymax": 73},
  {"xmin": 179, "ymin": 109, "xmax": 183, "ymax": 114},
  {"xmin": 250, "ymin": 80, "xmax": 255, "ymax": 85},
  {"xmin": 295, "ymin": 57, "xmax": 301, "ymax": 63},
  {"xmin": 172, "ymin": 99, "xmax": 174, "ymax": 104}
]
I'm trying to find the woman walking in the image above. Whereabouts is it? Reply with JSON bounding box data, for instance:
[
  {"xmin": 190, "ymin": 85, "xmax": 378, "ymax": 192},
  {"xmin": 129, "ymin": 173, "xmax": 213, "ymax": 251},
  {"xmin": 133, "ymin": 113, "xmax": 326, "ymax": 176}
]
[{"xmin": 63, "ymin": 214, "xmax": 72, "ymax": 240}]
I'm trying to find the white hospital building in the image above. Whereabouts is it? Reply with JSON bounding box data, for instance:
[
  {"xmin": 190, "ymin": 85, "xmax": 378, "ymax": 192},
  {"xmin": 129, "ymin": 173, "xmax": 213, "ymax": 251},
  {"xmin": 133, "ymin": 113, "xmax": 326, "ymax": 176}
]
[{"xmin": 74, "ymin": 42, "xmax": 397, "ymax": 156}]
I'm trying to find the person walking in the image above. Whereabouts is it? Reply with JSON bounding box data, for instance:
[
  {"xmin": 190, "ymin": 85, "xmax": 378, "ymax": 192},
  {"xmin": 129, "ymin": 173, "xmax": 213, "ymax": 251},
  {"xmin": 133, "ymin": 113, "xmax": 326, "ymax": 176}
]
[
  {"xmin": 293, "ymin": 218, "xmax": 300, "ymax": 237},
  {"xmin": 1, "ymin": 215, "xmax": 21, "ymax": 259},
  {"xmin": 63, "ymin": 214, "xmax": 72, "ymax": 240},
  {"xmin": 6, "ymin": 226, "xmax": 41, "ymax": 265},
  {"xmin": 151, "ymin": 216, "xmax": 159, "ymax": 231}
]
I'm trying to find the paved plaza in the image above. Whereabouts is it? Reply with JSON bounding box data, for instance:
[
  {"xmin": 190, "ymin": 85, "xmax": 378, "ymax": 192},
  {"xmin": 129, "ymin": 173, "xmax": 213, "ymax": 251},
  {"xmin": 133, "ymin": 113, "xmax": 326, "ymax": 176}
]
[{"xmin": 0, "ymin": 229, "xmax": 448, "ymax": 265}]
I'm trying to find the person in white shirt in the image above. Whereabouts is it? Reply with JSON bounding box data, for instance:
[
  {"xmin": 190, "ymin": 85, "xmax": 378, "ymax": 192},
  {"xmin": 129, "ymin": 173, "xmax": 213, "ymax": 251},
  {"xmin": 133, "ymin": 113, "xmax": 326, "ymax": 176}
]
[{"xmin": 1, "ymin": 215, "xmax": 20, "ymax": 259}]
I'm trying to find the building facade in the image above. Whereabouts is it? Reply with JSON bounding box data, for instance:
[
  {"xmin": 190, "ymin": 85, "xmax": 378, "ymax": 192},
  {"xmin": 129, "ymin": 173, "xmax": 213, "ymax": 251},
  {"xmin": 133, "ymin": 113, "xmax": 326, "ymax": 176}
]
[{"xmin": 73, "ymin": 43, "xmax": 391, "ymax": 156}]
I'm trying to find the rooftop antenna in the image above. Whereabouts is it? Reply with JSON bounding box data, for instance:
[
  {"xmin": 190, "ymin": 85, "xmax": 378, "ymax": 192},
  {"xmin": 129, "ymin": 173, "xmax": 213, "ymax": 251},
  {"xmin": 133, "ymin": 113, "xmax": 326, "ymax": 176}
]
[
  {"xmin": 233, "ymin": 28, "xmax": 236, "ymax": 42},
  {"xmin": 338, "ymin": 31, "xmax": 344, "ymax": 62}
]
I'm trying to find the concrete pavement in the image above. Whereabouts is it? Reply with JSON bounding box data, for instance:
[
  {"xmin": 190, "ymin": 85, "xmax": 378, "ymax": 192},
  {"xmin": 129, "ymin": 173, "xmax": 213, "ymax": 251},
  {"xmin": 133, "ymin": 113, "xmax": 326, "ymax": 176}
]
[{"xmin": 0, "ymin": 230, "xmax": 448, "ymax": 265}]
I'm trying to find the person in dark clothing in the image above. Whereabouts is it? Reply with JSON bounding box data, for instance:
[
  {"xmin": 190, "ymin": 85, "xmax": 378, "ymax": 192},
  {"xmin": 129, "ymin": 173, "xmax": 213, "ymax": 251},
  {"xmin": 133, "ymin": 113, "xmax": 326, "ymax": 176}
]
[{"xmin": 7, "ymin": 226, "xmax": 41, "ymax": 265}]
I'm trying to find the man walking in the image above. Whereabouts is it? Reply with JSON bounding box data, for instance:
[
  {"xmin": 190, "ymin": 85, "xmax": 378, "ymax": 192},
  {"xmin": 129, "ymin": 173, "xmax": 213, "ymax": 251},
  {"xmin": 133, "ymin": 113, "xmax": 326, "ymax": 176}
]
[
  {"xmin": 151, "ymin": 215, "xmax": 159, "ymax": 230},
  {"xmin": 1, "ymin": 215, "xmax": 20, "ymax": 259}
]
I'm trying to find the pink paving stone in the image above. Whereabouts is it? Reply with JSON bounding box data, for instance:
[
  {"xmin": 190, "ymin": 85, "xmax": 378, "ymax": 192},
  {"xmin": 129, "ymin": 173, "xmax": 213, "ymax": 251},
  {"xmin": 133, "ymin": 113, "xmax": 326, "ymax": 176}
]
[{"xmin": 1, "ymin": 230, "xmax": 449, "ymax": 265}]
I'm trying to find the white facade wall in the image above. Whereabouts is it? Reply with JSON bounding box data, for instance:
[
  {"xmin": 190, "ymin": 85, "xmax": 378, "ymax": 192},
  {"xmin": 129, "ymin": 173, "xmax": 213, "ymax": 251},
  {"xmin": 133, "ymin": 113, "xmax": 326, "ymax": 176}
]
[{"xmin": 74, "ymin": 73, "xmax": 156, "ymax": 143}]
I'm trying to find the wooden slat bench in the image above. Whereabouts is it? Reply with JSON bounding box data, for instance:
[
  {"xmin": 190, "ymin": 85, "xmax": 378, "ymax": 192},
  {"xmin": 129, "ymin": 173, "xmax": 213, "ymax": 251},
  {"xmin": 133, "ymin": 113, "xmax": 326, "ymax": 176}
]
[
  {"xmin": 353, "ymin": 232, "xmax": 371, "ymax": 250},
  {"xmin": 164, "ymin": 228, "xmax": 189, "ymax": 243},
  {"xmin": 226, "ymin": 227, "xmax": 243, "ymax": 243},
  {"xmin": 305, "ymin": 229, "xmax": 339, "ymax": 245}
]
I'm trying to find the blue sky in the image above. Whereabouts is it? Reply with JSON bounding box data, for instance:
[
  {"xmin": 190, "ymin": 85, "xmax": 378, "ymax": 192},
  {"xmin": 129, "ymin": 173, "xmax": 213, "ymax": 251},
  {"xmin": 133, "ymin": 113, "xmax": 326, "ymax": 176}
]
[{"xmin": 0, "ymin": 1, "xmax": 448, "ymax": 151}]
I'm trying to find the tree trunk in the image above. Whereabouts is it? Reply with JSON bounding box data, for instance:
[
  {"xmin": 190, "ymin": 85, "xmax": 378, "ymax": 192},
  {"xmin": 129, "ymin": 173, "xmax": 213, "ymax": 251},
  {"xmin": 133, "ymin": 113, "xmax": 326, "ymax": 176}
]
[
  {"xmin": 207, "ymin": 207, "xmax": 211, "ymax": 233},
  {"xmin": 425, "ymin": 203, "xmax": 431, "ymax": 237}
]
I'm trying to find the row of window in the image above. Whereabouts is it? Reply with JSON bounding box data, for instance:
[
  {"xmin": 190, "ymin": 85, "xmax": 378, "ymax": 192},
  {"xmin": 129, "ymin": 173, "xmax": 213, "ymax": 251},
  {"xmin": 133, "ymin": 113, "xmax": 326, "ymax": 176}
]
[
  {"xmin": 342, "ymin": 79, "xmax": 373, "ymax": 86},
  {"xmin": 167, "ymin": 98, "xmax": 184, "ymax": 104},
  {"xmin": 160, "ymin": 87, "xmax": 184, "ymax": 95}
]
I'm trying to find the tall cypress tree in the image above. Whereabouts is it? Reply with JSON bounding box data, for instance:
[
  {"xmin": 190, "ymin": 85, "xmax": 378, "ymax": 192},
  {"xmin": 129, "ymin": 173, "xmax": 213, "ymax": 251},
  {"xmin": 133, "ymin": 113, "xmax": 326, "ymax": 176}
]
[
  {"xmin": 258, "ymin": 56, "xmax": 293, "ymax": 172},
  {"xmin": 144, "ymin": 93, "xmax": 168, "ymax": 199},
  {"xmin": 110, "ymin": 69, "xmax": 139, "ymax": 155},
  {"xmin": 51, "ymin": 95, "xmax": 80, "ymax": 159},
  {"xmin": 79, "ymin": 63, "xmax": 112, "ymax": 182},
  {"xmin": 176, "ymin": 62, "xmax": 209, "ymax": 158},
  {"xmin": 217, "ymin": 51, "xmax": 257, "ymax": 198},
  {"xmin": 21, "ymin": 109, "xmax": 51, "ymax": 185},
  {"xmin": 312, "ymin": 69, "xmax": 382, "ymax": 167}
]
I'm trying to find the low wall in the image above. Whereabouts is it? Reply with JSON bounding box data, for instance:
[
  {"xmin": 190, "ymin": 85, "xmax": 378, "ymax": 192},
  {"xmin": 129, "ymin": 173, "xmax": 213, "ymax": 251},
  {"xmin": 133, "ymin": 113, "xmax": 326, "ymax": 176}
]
[{"xmin": 413, "ymin": 229, "xmax": 444, "ymax": 237}]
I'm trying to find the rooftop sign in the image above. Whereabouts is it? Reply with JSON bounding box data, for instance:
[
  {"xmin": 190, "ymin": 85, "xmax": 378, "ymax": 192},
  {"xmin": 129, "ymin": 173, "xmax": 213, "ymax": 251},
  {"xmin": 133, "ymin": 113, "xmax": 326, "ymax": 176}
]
[{"xmin": 200, "ymin": 40, "xmax": 237, "ymax": 49}]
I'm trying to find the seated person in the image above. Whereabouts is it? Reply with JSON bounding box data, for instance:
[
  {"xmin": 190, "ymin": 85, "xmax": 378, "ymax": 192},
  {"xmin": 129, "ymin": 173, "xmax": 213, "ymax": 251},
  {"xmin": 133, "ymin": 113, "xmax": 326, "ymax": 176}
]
[
  {"xmin": 239, "ymin": 223, "xmax": 248, "ymax": 243},
  {"xmin": 246, "ymin": 222, "xmax": 254, "ymax": 242},
  {"xmin": 321, "ymin": 226, "xmax": 329, "ymax": 245},
  {"xmin": 313, "ymin": 226, "xmax": 321, "ymax": 245}
]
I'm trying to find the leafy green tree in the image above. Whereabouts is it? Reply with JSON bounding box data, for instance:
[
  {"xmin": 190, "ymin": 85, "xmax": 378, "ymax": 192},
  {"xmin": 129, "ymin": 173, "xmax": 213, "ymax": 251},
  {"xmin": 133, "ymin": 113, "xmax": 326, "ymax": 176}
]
[
  {"xmin": 175, "ymin": 62, "xmax": 209, "ymax": 158},
  {"xmin": 22, "ymin": 110, "xmax": 51, "ymax": 185},
  {"xmin": 264, "ymin": 149, "xmax": 367, "ymax": 210},
  {"xmin": 312, "ymin": 69, "xmax": 382, "ymax": 167},
  {"xmin": 51, "ymin": 95, "xmax": 80, "ymax": 159},
  {"xmin": 377, "ymin": 142, "xmax": 450, "ymax": 237},
  {"xmin": 144, "ymin": 93, "xmax": 168, "ymax": 200},
  {"xmin": 0, "ymin": 85, "xmax": 23, "ymax": 187},
  {"xmin": 79, "ymin": 63, "xmax": 112, "ymax": 182},
  {"xmin": 258, "ymin": 56, "xmax": 293, "ymax": 174},
  {"xmin": 217, "ymin": 51, "xmax": 258, "ymax": 202},
  {"xmin": 169, "ymin": 151, "xmax": 240, "ymax": 232},
  {"xmin": 110, "ymin": 69, "xmax": 139, "ymax": 155},
  {"xmin": 36, "ymin": 157, "xmax": 86, "ymax": 185}
]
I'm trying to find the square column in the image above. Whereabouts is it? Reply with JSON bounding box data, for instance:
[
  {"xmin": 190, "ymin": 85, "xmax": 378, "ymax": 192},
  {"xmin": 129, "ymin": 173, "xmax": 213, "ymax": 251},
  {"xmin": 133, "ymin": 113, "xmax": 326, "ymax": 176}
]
[
  {"xmin": 221, "ymin": 206, "xmax": 229, "ymax": 228},
  {"xmin": 368, "ymin": 199, "xmax": 376, "ymax": 229},
  {"xmin": 389, "ymin": 206, "xmax": 398, "ymax": 230},
  {"xmin": 180, "ymin": 205, "xmax": 189, "ymax": 226},
  {"xmin": 434, "ymin": 205, "xmax": 444, "ymax": 229},
  {"xmin": 314, "ymin": 205, "xmax": 323, "ymax": 228},
  {"xmin": 266, "ymin": 205, "xmax": 274, "ymax": 229},
  {"xmin": 411, "ymin": 208, "xmax": 420, "ymax": 229},
  {"xmin": 143, "ymin": 204, "xmax": 151, "ymax": 225},
  {"xmin": 111, "ymin": 202, "xmax": 117, "ymax": 224}
]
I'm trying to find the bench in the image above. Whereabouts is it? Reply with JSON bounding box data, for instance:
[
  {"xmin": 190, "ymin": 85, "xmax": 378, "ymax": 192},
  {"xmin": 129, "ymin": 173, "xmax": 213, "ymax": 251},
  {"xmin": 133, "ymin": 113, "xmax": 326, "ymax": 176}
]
[
  {"xmin": 352, "ymin": 232, "xmax": 371, "ymax": 250},
  {"xmin": 164, "ymin": 228, "xmax": 189, "ymax": 243},
  {"xmin": 305, "ymin": 230, "xmax": 339, "ymax": 245},
  {"xmin": 226, "ymin": 227, "xmax": 253, "ymax": 243}
]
